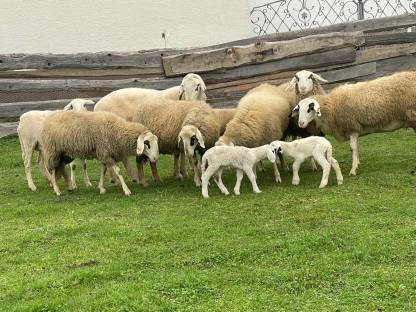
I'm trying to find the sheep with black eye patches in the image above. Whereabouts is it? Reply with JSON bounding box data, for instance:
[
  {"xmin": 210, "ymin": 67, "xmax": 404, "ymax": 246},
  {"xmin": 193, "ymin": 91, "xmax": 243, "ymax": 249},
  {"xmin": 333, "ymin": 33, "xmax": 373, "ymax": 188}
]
[{"xmin": 293, "ymin": 71, "xmax": 416, "ymax": 176}]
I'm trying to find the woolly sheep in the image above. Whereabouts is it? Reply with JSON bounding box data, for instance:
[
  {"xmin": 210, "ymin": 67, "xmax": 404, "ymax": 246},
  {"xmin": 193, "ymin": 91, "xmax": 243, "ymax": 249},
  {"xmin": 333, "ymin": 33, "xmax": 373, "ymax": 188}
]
[
  {"xmin": 40, "ymin": 111, "xmax": 159, "ymax": 196},
  {"xmin": 134, "ymin": 98, "xmax": 219, "ymax": 186},
  {"xmin": 270, "ymin": 137, "xmax": 343, "ymax": 188},
  {"xmin": 17, "ymin": 98, "xmax": 94, "ymax": 191},
  {"xmin": 200, "ymin": 144, "xmax": 280, "ymax": 198},
  {"xmin": 293, "ymin": 71, "xmax": 416, "ymax": 176}
]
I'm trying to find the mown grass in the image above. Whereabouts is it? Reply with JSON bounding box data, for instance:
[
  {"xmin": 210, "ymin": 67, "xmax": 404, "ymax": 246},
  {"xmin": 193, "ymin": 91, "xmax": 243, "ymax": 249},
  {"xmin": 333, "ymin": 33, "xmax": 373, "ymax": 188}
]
[{"xmin": 0, "ymin": 130, "xmax": 415, "ymax": 311}]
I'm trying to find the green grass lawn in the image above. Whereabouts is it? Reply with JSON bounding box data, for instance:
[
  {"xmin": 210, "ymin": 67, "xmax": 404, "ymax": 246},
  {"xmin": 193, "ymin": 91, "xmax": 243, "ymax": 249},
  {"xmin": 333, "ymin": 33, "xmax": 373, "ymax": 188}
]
[{"xmin": 0, "ymin": 130, "xmax": 415, "ymax": 311}]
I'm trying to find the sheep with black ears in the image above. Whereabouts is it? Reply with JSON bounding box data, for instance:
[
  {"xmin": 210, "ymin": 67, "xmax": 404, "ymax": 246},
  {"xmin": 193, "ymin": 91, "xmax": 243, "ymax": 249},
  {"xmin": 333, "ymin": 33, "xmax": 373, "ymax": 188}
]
[
  {"xmin": 270, "ymin": 137, "xmax": 343, "ymax": 188},
  {"xmin": 40, "ymin": 111, "xmax": 159, "ymax": 196},
  {"xmin": 293, "ymin": 71, "xmax": 416, "ymax": 176}
]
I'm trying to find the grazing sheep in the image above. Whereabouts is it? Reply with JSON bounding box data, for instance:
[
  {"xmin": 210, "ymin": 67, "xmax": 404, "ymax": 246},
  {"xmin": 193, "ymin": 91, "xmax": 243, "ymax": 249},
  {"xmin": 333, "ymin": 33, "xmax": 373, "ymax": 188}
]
[
  {"xmin": 17, "ymin": 98, "xmax": 94, "ymax": 191},
  {"xmin": 94, "ymin": 73, "xmax": 207, "ymax": 183},
  {"xmin": 271, "ymin": 137, "xmax": 343, "ymax": 188},
  {"xmin": 40, "ymin": 111, "xmax": 159, "ymax": 196},
  {"xmin": 135, "ymin": 99, "xmax": 220, "ymax": 186},
  {"xmin": 200, "ymin": 144, "xmax": 280, "ymax": 198},
  {"xmin": 294, "ymin": 71, "xmax": 416, "ymax": 176}
]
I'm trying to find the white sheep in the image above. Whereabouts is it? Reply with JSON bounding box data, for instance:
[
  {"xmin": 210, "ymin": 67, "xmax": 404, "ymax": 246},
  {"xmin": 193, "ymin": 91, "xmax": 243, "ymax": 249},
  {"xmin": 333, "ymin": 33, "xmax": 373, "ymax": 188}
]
[
  {"xmin": 200, "ymin": 144, "xmax": 279, "ymax": 198},
  {"xmin": 40, "ymin": 111, "xmax": 159, "ymax": 196},
  {"xmin": 17, "ymin": 98, "xmax": 94, "ymax": 191},
  {"xmin": 294, "ymin": 71, "xmax": 416, "ymax": 176},
  {"xmin": 270, "ymin": 137, "xmax": 343, "ymax": 188}
]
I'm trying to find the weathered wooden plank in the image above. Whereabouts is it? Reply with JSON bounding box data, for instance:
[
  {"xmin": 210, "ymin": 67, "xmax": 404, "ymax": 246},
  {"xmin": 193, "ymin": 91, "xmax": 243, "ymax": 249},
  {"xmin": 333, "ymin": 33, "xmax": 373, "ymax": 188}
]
[
  {"xmin": 163, "ymin": 31, "xmax": 364, "ymax": 76},
  {"xmin": 365, "ymin": 32, "xmax": 416, "ymax": 46},
  {"xmin": 0, "ymin": 77, "xmax": 182, "ymax": 92},
  {"xmin": 357, "ymin": 54, "xmax": 416, "ymax": 80},
  {"xmin": 0, "ymin": 122, "xmax": 18, "ymax": 138},
  {"xmin": 203, "ymin": 47, "xmax": 357, "ymax": 83},
  {"xmin": 0, "ymin": 98, "xmax": 99, "ymax": 122},
  {"xmin": 356, "ymin": 42, "xmax": 416, "ymax": 63}
]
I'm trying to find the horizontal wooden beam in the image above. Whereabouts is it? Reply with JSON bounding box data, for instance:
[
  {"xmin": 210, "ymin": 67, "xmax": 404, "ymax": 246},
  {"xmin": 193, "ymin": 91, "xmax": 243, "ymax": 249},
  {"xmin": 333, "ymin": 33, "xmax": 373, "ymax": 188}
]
[
  {"xmin": 162, "ymin": 31, "xmax": 364, "ymax": 76},
  {"xmin": 0, "ymin": 122, "xmax": 18, "ymax": 138},
  {"xmin": 365, "ymin": 32, "xmax": 416, "ymax": 46}
]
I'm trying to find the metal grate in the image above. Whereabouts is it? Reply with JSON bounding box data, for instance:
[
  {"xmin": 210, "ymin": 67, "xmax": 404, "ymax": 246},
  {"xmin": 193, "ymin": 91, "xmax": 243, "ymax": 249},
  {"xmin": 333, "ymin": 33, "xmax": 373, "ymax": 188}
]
[{"xmin": 250, "ymin": 0, "xmax": 416, "ymax": 35}]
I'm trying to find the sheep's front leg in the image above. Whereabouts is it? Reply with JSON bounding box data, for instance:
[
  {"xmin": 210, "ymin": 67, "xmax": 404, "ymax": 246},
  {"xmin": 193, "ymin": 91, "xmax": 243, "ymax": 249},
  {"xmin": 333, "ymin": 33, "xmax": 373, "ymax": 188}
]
[
  {"xmin": 98, "ymin": 163, "xmax": 107, "ymax": 194},
  {"xmin": 188, "ymin": 155, "xmax": 201, "ymax": 187},
  {"xmin": 292, "ymin": 159, "xmax": 303, "ymax": 186},
  {"xmin": 110, "ymin": 163, "xmax": 131, "ymax": 196},
  {"xmin": 135, "ymin": 157, "xmax": 149, "ymax": 187},
  {"xmin": 149, "ymin": 161, "xmax": 161, "ymax": 182},
  {"xmin": 179, "ymin": 152, "xmax": 187, "ymax": 178},
  {"xmin": 82, "ymin": 159, "xmax": 92, "ymax": 187},
  {"xmin": 244, "ymin": 166, "xmax": 261, "ymax": 194},
  {"xmin": 50, "ymin": 168, "xmax": 61, "ymax": 196},
  {"xmin": 273, "ymin": 161, "xmax": 282, "ymax": 184},
  {"xmin": 213, "ymin": 169, "xmax": 229, "ymax": 195},
  {"xmin": 234, "ymin": 169, "xmax": 244, "ymax": 195},
  {"xmin": 349, "ymin": 133, "xmax": 359, "ymax": 176},
  {"xmin": 173, "ymin": 153, "xmax": 183, "ymax": 179},
  {"xmin": 122, "ymin": 157, "xmax": 139, "ymax": 183},
  {"xmin": 69, "ymin": 161, "xmax": 77, "ymax": 189}
]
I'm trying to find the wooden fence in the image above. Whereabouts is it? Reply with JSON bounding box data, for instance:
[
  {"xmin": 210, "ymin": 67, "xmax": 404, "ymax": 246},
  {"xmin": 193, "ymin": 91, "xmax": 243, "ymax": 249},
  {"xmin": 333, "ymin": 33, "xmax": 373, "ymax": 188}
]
[{"xmin": 1, "ymin": 13, "xmax": 416, "ymax": 138}]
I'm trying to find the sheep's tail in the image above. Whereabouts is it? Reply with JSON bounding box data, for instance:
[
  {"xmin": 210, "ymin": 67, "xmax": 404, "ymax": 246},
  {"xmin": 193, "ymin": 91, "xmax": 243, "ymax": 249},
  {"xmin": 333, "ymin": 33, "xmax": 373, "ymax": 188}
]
[{"xmin": 201, "ymin": 156, "xmax": 209, "ymax": 174}]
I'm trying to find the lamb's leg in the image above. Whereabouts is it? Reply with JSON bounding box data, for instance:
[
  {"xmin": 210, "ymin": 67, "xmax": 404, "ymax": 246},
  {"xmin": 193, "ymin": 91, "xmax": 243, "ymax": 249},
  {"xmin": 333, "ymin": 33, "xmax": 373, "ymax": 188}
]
[
  {"xmin": 292, "ymin": 159, "xmax": 303, "ymax": 186},
  {"xmin": 122, "ymin": 157, "xmax": 138, "ymax": 183},
  {"xmin": 273, "ymin": 161, "xmax": 282, "ymax": 184},
  {"xmin": 244, "ymin": 166, "xmax": 261, "ymax": 194},
  {"xmin": 313, "ymin": 154, "xmax": 331, "ymax": 188},
  {"xmin": 201, "ymin": 165, "xmax": 217, "ymax": 198},
  {"xmin": 179, "ymin": 152, "xmax": 187, "ymax": 178},
  {"xmin": 82, "ymin": 159, "xmax": 92, "ymax": 187},
  {"xmin": 98, "ymin": 163, "xmax": 107, "ymax": 194},
  {"xmin": 150, "ymin": 161, "xmax": 161, "ymax": 182},
  {"xmin": 234, "ymin": 169, "xmax": 244, "ymax": 195},
  {"xmin": 70, "ymin": 161, "xmax": 77, "ymax": 189},
  {"xmin": 309, "ymin": 157, "xmax": 318, "ymax": 172},
  {"xmin": 349, "ymin": 133, "xmax": 359, "ymax": 176},
  {"xmin": 213, "ymin": 169, "xmax": 229, "ymax": 195},
  {"xmin": 173, "ymin": 153, "xmax": 183, "ymax": 179},
  {"xmin": 22, "ymin": 143, "xmax": 37, "ymax": 191},
  {"xmin": 135, "ymin": 157, "xmax": 149, "ymax": 187},
  {"xmin": 331, "ymin": 157, "xmax": 344, "ymax": 185},
  {"xmin": 110, "ymin": 163, "xmax": 131, "ymax": 196},
  {"xmin": 257, "ymin": 161, "xmax": 265, "ymax": 173}
]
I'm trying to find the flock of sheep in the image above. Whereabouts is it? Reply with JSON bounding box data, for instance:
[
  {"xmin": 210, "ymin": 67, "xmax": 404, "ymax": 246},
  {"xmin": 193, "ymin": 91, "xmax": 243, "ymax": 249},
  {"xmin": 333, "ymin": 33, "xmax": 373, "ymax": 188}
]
[{"xmin": 17, "ymin": 70, "xmax": 416, "ymax": 197}]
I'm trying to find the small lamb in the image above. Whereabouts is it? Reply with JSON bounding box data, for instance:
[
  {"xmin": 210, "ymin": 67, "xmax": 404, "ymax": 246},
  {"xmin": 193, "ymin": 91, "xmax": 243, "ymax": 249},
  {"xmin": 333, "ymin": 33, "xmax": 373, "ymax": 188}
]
[
  {"xmin": 200, "ymin": 145, "xmax": 280, "ymax": 198},
  {"xmin": 270, "ymin": 137, "xmax": 343, "ymax": 188}
]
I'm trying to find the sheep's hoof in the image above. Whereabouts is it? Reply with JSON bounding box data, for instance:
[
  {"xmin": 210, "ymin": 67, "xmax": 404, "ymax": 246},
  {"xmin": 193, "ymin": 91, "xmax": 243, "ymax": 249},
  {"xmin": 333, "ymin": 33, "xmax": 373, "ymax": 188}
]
[
  {"xmin": 349, "ymin": 170, "xmax": 357, "ymax": 176},
  {"xmin": 29, "ymin": 185, "xmax": 37, "ymax": 192},
  {"xmin": 180, "ymin": 171, "xmax": 188, "ymax": 178},
  {"xmin": 254, "ymin": 190, "xmax": 262, "ymax": 194},
  {"xmin": 85, "ymin": 182, "xmax": 93, "ymax": 188},
  {"xmin": 174, "ymin": 173, "xmax": 183, "ymax": 180},
  {"xmin": 55, "ymin": 192, "xmax": 61, "ymax": 196},
  {"xmin": 338, "ymin": 180, "xmax": 343, "ymax": 185},
  {"xmin": 275, "ymin": 178, "xmax": 282, "ymax": 184},
  {"xmin": 139, "ymin": 181, "xmax": 149, "ymax": 187},
  {"xmin": 202, "ymin": 194, "xmax": 209, "ymax": 199},
  {"xmin": 319, "ymin": 184, "xmax": 327, "ymax": 188},
  {"xmin": 124, "ymin": 190, "xmax": 132, "ymax": 196},
  {"xmin": 223, "ymin": 191, "xmax": 230, "ymax": 196},
  {"xmin": 292, "ymin": 180, "xmax": 300, "ymax": 186},
  {"xmin": 99, "ymin": 189, "xmax": 106, "ymax": 194}
]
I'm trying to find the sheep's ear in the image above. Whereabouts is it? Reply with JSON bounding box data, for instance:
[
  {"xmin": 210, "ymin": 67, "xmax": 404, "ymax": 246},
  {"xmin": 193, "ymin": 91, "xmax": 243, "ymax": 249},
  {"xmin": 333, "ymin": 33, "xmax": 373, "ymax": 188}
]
[
  {"xmin": 290, "ymin": 105, "xmax": 299, "ymax": 118},
  {"xmin": 199, "ymin": 78, "xmax": 207, "ymax": 92},
  {"xmin": 316, "ymin": 107, "xmax": 322, "ymax": 117},
  {"xmin": 266, "ymin": 148, "xmax": 276, "ymax": 163},
  {"xmin": 312, "ymin": 73, "xmax": 328, "ymax": 84},
  {"xmin": 179, "ymin": 85, "xmax": 185, "ymax": 100},
  {"xmin": 137, "ymin": 134, "xmax": 146, "ymax": 155},
  {"xmin": 63, "ymin": 102, "xmax": 73, "ymax": 111},
  {"xmin": 286, "ymin": 77, "xmax": 297, "ymax": 91},
  {"xmin": 195, "ymin": 128, "xmax": 205, "ymax": 148},
  {"xmin": 177, "ymin": 136, "xmax": 183, "ymax": 148}
]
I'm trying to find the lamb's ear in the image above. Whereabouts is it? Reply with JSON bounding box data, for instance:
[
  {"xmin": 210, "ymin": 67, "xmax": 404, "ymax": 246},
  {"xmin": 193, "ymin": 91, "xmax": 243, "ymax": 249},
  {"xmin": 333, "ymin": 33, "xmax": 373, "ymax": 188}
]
[
  {"xmin": 290, "ymin": 105, "xmax": 299, "ymax": 118},
  {"xmin": 312, "ymin": 73, "xmax": 328, "ymax": 84},
  {"xmin": 286, "ymin": 77, "xmax": 297, "ymax": 91},
  {"xmin": 194, "ymin": 128, "xmax": 205, "ymax": 148},
  {"xmin": 137, "ymin": 134, "xmax": 146, "ymax": 155},
  {"xmin": 179, "ymin": 85, "xmax": 185, "ymax": 100},
  {"xmin": 63, "ymin": 102, "xmax": 73, "ymax": 111},
  {"xmin": 266, "ymin": 148, "xmax": 276, "ymax": 163}
]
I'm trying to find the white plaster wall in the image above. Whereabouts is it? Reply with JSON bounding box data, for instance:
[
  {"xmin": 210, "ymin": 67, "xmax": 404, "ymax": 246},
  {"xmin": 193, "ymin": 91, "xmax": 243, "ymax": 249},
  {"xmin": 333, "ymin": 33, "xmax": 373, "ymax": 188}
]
[{"xmin": 0, "ymin": 0, "xmax": 252, "ymax": 53}]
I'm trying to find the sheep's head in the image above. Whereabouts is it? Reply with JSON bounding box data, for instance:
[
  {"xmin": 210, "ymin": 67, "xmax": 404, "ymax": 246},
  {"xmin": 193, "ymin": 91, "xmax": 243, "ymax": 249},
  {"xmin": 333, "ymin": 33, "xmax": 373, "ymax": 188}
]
[
  {"xmin": 63, "ymin": 98, "xmax": 95, "ymax": 111},
  {"xmin": 178, "ymin": 125, "xmax": 206, "ymax": 157},
  {"xmin": 288, "ymin": 70, "xmax": 328, "ymax": 95},
  {"xmin": 137, "ymin": 131, "xmax": 159, "ymax": 163},
  {"xmin": 269, "ymin": 141, "xmax": 284, "ymax": 161},
  {"xmin": 295, "ymin": 98, "xmax": 321, "ymax": 128},
  {"xmin": 179, "ymin": 73, "xmax": 207, "ymax": 101},
  {"xmin": 215, "ymin": 135, "xmax": 234, "ymax": 147}
]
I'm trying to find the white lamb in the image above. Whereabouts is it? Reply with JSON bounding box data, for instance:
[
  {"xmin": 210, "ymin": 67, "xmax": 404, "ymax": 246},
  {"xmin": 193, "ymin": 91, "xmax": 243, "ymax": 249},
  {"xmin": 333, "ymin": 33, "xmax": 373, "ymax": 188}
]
[
  {"xmin": 17, "ymin": 98, "xmax": 94, "ymax": 191},
  {"xmin": 270, "ymin": 137, "xmax": 343, "ymax": 188},
  {"xmin": 200, "ymin": 145, "xmax": 280, "ymax": 198}
]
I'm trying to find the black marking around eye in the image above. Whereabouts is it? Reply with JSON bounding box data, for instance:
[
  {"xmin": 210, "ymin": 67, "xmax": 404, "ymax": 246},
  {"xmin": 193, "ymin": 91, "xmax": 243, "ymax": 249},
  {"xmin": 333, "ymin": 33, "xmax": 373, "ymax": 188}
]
[
  {"xmin": 144, "ymin": 140, "xmax": 150, "ymax": 148},
  {"xmin": 307, "ymin": 102, "xmax": 315, "ymax": 113},
  {"xmin": 190, "ymin": 135, "xmax": 197, "ymax": 146}
]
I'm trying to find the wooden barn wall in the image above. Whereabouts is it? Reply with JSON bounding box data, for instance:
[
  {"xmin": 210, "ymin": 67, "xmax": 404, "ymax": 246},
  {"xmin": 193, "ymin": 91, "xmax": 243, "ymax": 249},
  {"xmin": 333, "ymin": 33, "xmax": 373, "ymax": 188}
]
[{"xmin": 1, "ymin": 13, "xmax": 416, "ymax": 137}]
